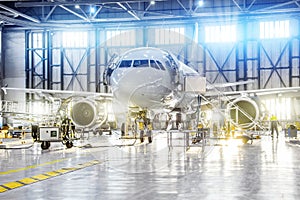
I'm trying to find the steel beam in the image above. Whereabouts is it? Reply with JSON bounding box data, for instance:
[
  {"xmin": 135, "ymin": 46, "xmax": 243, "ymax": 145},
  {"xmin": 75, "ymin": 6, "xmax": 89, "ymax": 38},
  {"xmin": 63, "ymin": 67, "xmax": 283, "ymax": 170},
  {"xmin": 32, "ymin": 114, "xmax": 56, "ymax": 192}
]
[
  {"xmin": 117, "ymin": 2, "xmax": 140, "ymax": 20},
  {"xmin": 0, "ymin": 4, "xmax": 40, "ymax": 23},
  {"xmin": 59, "ymin": 5, "xmax": 90, "ymax": 22},
  {"xmin": 15, "ymin": 0, "xmax": 166, "ymax": 7}
]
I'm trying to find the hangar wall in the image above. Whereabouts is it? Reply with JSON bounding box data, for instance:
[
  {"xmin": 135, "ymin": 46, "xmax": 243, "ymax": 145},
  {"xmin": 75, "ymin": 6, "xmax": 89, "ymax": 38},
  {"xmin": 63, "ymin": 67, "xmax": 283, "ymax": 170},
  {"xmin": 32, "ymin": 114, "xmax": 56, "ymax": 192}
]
[
  {"xmin": 2, "ymin": 19, "xmax": 299, "ymax": 92},
  {"xmin": 3, "ymin": 30, "xmax": 25, "ymax": 88},
  {"xmin": 2, "ymin": 30, "xmax": 25, "ymax": 104}
]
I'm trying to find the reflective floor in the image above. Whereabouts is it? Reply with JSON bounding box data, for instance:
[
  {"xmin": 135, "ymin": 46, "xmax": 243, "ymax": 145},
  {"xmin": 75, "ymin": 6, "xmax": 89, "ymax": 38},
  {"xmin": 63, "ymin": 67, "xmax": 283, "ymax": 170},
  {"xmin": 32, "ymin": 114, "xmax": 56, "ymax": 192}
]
[{"xmin": 1, "ymin": 131, "xmax": 300, "ymax": 200}]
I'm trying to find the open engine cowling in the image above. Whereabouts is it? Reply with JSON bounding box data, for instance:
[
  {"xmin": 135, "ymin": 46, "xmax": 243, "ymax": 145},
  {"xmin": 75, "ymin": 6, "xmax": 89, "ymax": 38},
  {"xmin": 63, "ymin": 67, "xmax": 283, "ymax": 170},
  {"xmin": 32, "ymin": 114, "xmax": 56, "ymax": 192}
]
[{"xmin": 226, "ymin": 97, "xmax": 260, "ymax": 129}]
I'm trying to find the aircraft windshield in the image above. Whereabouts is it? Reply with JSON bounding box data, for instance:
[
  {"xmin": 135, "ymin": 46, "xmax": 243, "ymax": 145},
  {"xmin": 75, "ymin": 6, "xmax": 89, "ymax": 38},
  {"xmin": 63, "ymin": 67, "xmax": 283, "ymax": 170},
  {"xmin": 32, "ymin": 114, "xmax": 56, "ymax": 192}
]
[
  {"xmin": 165, "ymin": 60, "xmax": 172, "ymax": 69},
  {"xmin": 119, "ymin": 60, "xmax": 132, "ymax": 68},
  {"xmin": 117, "ymin": 59, "xmax": 165, "ymax": 70},
  {"xmin": 133, "ymin": 60, "xmax": 148, "ymax": 67},
  {"xmin": 156, "ymin": 60, "xmax": 164, "ymax": 70},
  {"xmin": 150, "ymin": 60, "xmax": 165, "ymax": 70},
  {"xmin": 150, "ymin": 60, "xmax": 159, "ymax": 69},
  {"xmin": 166, "ymin": 54, "xmax": 178, "ymax": 70}
]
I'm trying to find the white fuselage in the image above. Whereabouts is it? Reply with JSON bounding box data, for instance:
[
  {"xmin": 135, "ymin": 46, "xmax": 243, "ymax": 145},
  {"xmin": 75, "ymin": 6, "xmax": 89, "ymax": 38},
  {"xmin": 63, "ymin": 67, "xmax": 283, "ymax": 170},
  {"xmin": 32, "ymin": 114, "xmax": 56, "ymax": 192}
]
[{"xmin": 108, "ymin": 47, "xmax": 199, "ymax": 111}]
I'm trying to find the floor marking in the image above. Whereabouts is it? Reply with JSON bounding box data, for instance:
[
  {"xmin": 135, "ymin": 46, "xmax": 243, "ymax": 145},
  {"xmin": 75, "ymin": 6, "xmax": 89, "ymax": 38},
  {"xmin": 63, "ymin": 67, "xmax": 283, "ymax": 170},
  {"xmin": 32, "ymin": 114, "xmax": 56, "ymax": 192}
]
[
  {"xmin": 19, "ymin": 177, "xmax": 38, "ymax": 185},
  {"xmin": 31, "ymin": 174, "xmax": 50, "ymax": 181},
  {"xmin": 55, "ymin": 168, "xmax": 75, "ymax": 174},
  {"xmin": 0, "ymin": 186, "xmax": 7, "ymax": 193},
  {"xmin": 0, "ymin": 160, "xmax": 101, "ymax": 193},
  {"xmin": 0, "ymin": 158, "xmax": 68, "ymax": 176},
  {"xmin": 44, "ymin": 171, "xmax": 60, "ymax": 177},
  {"xmin": 2, "ymin": 181, "xmax": 24, "ymax": 189}
]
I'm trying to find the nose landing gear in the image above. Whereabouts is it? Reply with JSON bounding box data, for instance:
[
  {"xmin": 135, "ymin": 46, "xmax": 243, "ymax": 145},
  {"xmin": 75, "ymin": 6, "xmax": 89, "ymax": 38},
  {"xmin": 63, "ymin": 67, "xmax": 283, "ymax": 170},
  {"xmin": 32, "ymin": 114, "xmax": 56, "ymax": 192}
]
[{"xmin": 136, "ymin": 111, "xmax": 152, "ymax": 143}]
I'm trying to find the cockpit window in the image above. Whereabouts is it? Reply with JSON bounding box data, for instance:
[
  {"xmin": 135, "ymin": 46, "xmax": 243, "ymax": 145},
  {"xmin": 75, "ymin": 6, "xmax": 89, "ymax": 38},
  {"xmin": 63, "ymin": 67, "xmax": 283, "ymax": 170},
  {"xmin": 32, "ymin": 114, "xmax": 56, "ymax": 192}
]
[
  {"xmin": 150, "ymin": 60, "xmax": 160, "ymax": 70},
  {"xmin": 166, "ymin": 54, "xmax": 178, "ymax": 70},
  {"xmin": 133, "ymin": 60, "xmax": 149, "ymax": 67},
  {"xmin": 149, "ymin": 60, "xmax": 165, "ymax": 70},
  {"xmin": 156, "ymin": 60, "xmax": 165, "ymax": 70},
  {"xmin": 119, "ymin": 60, "xmax": 132, "ymax": 68},
  {"xmin": 165, "ymin": 60, "xmax": 172, "ymax": 69}
]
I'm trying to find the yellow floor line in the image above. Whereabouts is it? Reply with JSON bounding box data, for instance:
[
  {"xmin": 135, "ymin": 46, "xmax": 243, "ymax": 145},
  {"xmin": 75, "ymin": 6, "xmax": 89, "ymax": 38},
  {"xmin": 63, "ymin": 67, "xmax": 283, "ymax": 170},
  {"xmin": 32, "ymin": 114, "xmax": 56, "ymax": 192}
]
[
  {"xmin": 19, "ymin": 177, "xmax": 39, "ymax": 184},
  {"xmin": 44, "ymin": 171, "xmax": 60, "ymax": 177},
  {"xmin": 3, "ymin": 182, "xmax": 24, "ymax": 189},
  {"xmin": 0, "ymin": 158, "xmax": 68, "ymax": 176},
  {"xmin": 31, "ymin": 174, "xmax": 50, "ymax": 181},
  {"xmin": 0, "ymin": 160, "xmax": 101, "ymax": 193},
  {"xmin": 0, "ymin": 186, "xmax": 7, "ymax": 193}
]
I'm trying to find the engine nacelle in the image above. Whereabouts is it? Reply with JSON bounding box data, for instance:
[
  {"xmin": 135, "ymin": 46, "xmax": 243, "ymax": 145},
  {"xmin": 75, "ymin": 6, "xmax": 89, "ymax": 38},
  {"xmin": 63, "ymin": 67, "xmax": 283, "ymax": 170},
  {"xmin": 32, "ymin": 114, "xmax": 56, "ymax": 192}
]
[
  {"xmin": 69, "ymin": 99, "xmax": 107, "ymax": 129},
  {"xmin": 226, "ymin": 97, "xmax": 260, "ymax": 129}
]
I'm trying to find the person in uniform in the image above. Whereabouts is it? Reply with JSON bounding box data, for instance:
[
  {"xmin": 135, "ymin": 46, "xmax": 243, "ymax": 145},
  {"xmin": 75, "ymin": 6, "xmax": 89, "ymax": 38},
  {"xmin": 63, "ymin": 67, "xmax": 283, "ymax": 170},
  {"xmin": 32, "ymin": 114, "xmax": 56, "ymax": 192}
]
[{"xmin": 270, "ymin": 114, "xmax": 279, "ymax": 138}]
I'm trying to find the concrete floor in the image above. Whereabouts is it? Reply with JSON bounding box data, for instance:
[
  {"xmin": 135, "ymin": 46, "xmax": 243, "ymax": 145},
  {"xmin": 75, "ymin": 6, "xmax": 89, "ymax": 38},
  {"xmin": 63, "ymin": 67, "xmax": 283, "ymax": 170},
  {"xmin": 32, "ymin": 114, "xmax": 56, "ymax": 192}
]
[{"xmin": 1, "ymin": 131, "xmax": 300, "ymax": 200}]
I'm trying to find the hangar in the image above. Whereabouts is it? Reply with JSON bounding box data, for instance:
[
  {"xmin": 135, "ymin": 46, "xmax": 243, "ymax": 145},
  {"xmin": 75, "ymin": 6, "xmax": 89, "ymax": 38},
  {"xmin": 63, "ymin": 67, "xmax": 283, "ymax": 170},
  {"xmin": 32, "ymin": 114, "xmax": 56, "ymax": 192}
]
[{"xmin": 1, "ymin": 0, "xmax": 300, "ymax": 199}]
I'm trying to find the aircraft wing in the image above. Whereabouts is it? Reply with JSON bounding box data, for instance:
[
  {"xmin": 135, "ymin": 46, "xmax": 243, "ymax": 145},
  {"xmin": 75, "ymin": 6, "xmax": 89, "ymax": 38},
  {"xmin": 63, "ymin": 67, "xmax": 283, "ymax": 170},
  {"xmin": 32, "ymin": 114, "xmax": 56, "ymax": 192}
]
[
  {"xmin": 206, "ymin": 80, "xmax": 255, "ymax": 90},
  {"xmin": 205, "ymin": 86, "xmax": 300, "ymax": 98},
  {"xmin": 0, "ymin": 87, "xmax": 114, "ymax": 129},
  {"xmin": 1, "ymin": 87, "xmax": 113, "ymax": 99}
]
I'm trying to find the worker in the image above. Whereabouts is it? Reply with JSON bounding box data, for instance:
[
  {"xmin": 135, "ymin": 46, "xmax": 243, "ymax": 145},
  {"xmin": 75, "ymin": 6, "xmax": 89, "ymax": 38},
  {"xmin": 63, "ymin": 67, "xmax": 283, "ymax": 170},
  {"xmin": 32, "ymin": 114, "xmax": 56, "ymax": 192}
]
[{"xmin": 270, "ymin": 114, "xmax": 279, "ymax": 138}]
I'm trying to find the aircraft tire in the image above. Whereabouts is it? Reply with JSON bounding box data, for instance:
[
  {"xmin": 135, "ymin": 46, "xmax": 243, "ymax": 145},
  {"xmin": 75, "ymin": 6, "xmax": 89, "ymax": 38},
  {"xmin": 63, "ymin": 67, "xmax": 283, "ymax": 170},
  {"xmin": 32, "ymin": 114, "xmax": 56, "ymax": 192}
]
[
  {"xmin": 121, "ymin": 123, "xmax": 125, "ymax": 136},
  {"xmin": 140, "ymin": 130, "xmax": 144, "ymax": 143},
  {"xmin": 41, "ymin": 141, "xmax": 50, "ymax": 150},
  {"xmin": 148, "ymin": 137, "xmax": 152, "ymax": 143},
  {"xmin": 66, "ymin": 141, "xmax": 73, "ymax": 148},
  {"xmin": 31, "ymin": 125, "xmax": 38, "ymax": 141}
]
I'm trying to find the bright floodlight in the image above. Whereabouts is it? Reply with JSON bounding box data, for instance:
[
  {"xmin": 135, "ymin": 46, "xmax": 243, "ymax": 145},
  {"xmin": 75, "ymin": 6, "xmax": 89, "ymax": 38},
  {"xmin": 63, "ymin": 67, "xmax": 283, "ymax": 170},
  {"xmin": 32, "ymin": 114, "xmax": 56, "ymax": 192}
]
[
  {"xmin": 90, "ymin": 6, "xmax": 95, "ymax": 14},
  {"xmin": 198, "ymin": 0, "xmax": 204, "ymax": 6}
]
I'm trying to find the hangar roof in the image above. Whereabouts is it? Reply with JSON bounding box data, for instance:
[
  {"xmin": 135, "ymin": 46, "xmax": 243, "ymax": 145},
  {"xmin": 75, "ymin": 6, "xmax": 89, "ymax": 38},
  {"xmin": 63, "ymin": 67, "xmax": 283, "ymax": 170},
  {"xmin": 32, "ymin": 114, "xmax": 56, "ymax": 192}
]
[{"xmin": 0, "ymin": 0, "xmax": 299, "ymax": 28}]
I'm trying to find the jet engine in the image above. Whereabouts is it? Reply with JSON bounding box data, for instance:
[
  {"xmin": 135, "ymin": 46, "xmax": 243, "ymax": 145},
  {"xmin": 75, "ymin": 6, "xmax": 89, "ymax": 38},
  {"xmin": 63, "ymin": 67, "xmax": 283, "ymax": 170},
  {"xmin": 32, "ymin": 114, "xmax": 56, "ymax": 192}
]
[
  {"xmin": 69, "ymin": 99, "xmax": 107, "ymax": 129},
  {"xmin": 226, "ymin": 96, "xmax": 260, "ymax": 129}
]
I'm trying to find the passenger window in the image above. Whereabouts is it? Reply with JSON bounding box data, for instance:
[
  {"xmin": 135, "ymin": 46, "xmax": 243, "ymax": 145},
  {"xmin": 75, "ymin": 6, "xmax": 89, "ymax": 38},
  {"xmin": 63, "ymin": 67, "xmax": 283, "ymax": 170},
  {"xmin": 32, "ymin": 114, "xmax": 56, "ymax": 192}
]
[
  {"xmin": 150, "ymin": 60, "xmax": 160, "ymax": 70},
  {"xmin": 119, "ymin": 60, "xmax": 132, "ymax": 68},
  {"xmin": 133, "ymin": 60, "xmax": 149, "ymax": 67}
]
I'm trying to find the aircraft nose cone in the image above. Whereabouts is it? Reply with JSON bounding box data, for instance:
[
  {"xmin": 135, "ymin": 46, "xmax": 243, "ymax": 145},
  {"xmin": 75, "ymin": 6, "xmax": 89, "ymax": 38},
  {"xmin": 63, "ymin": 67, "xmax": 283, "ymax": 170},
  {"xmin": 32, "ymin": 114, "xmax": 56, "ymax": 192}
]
[{"xmin": 111, "ymin": 68, "xmax": 172, "ymax": 108}]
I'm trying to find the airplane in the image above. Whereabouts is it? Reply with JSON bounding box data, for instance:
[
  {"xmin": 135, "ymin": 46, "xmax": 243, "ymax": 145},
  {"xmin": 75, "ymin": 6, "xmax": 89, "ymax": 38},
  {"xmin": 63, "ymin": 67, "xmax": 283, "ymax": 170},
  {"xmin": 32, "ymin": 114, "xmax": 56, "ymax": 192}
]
[
  {"xmin": 103, "ymin": 47, "xmax": 217, "ymax": 143},
  {"xmin": 104, "ymin": 47, "xmax": 300, "ymax": 143},
  {"xmin": 2, "ymin": 47, "xmax": 300, "ymax": 147}
]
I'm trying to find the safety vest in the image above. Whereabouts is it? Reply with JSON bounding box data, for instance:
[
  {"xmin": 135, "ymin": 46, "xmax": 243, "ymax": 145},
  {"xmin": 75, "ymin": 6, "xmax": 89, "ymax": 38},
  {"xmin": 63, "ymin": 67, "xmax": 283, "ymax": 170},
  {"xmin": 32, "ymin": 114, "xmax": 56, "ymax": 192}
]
[{"xmin": 270, "ymin": 115, "xmax": 277, "ymax": 121}]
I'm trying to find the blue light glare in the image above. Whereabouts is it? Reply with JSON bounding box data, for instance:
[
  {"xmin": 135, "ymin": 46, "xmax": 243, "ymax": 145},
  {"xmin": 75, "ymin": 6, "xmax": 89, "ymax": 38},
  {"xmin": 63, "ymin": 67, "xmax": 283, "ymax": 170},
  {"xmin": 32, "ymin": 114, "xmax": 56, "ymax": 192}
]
[
  {"xmin": 205, "ymin": 25, "xmax": 236, "ymax": 43},
  {"xmin": 198, "ymin": 0, "xmax": 204, "ymax": 7},
  {"xmin": 90, "ymin": 6, "xmax": 96, "ymax": 14}
]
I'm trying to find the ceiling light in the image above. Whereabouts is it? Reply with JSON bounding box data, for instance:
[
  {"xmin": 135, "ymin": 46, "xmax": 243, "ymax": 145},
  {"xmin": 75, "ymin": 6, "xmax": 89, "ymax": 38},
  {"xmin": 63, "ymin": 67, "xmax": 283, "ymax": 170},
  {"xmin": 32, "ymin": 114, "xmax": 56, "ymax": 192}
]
[
  {"xmin": 75, "ymin": 5, "xmax": 80, "ymax": 9},
  {"xmin": 90, "ymin": 6, "xmax": 95, "ymax": 14},
  {"xmin": 150, "ymin": 1, "xmax": 155, "ymax": 5},
  {"xmin": 198, "ymin": 0, "xmax": 204, "ymax": 6}
]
